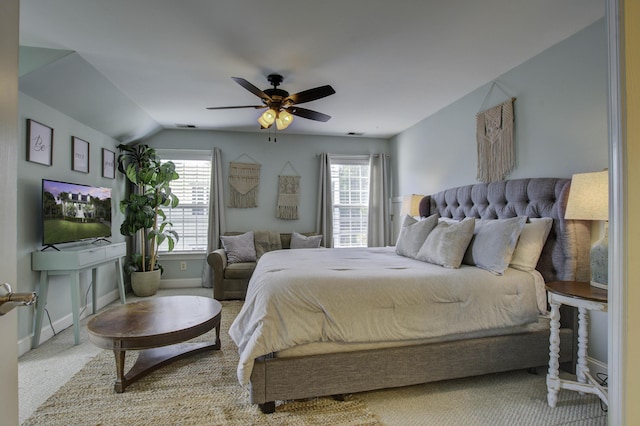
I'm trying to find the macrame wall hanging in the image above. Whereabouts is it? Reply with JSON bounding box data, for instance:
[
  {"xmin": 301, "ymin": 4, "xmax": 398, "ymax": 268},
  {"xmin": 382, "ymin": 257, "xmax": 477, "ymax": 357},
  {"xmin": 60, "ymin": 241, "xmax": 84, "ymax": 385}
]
[
  {"xmin": 228, "ymin": 154, "xmax": 261, "ymax": 208},
  {"xmin": 276, "ymin": 161, "xmax": 300, "ymax": 220},
  {"xmin": 476, "ymin": 81, "xmax": 516, "ymax": 183}
]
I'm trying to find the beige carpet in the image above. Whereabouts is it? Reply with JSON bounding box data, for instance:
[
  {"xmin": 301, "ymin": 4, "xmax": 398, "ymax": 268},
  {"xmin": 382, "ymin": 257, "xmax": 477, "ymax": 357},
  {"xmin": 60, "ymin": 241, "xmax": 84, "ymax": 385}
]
[{"xmin": 23, "ymin": 299, "xmax": 607, "ymax": 425}]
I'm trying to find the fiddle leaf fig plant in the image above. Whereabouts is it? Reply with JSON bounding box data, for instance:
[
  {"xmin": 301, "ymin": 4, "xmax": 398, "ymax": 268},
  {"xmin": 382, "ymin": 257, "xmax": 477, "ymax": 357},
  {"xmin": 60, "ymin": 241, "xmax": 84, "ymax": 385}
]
[{"xmin": 117, "ymin": 144, "xmax": 179, "ymax": 274}]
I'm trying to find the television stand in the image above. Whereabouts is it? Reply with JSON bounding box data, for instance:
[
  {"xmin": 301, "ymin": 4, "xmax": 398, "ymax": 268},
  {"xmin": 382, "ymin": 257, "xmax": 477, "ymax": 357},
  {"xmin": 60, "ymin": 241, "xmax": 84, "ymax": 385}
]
[{"xmin": 31, "ymin": 242, "xmax": 126, "ymax": 347}]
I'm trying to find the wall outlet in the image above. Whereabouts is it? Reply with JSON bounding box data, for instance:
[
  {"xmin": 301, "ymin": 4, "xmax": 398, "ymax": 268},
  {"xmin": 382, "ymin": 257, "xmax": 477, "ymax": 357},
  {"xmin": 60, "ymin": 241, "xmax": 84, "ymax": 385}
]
[{"xmin": 180, "ymin": 261, "xmax": 187, "ymax": 271}]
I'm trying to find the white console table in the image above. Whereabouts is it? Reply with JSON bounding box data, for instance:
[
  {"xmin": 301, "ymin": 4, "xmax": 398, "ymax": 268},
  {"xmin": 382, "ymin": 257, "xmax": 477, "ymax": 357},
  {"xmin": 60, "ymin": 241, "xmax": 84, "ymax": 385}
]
[{"xmin": 31, "ymin": 242, "xmax": 127, "ymax": 347}]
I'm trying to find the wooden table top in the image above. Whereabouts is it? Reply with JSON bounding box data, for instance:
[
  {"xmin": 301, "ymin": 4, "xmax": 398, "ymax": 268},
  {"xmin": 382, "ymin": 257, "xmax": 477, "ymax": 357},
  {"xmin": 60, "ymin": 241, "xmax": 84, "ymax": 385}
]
[
  {"xmin": 545, "ymin": 280, "xmax": 608, "ymax": 303},
  {"xmin": 87, "ymin": 296, "xmax": 222, "ymax": 350}
]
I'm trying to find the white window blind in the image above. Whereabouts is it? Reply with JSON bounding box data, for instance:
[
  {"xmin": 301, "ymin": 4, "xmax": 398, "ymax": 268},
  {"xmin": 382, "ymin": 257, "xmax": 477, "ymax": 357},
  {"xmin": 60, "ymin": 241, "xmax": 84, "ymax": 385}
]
[
  {"xmin": 157, "ymin": 150, "xmax": 211, "ymax": 252},
  {"xmin": 330, "ymin": 156, "xmax": 370, "ymax": 247}
]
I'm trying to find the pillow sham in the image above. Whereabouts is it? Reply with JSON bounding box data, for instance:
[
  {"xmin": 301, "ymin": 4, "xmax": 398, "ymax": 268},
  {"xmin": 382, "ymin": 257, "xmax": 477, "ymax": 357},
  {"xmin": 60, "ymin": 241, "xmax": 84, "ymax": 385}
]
[
  {"xmin": 290, "ymin": 231, "xmax": 323, "ymax": 249},
  {"xmin": 395, "ymin": 214, "xmax": 439, "ymax": 259},
  {"xmin": 509, "ymin": 217, "xmax": 553, "ymax": 271},
  {"xmin": 416, "ymin": 218, "xmax": 475, "ymax": 268},
  {"xmin": 462, "ymin": 217, "xmax": 527, "ymax": 275},
  {"xmin": 220, "ymin": 231, "xmax": 257, "ymax": 264}
]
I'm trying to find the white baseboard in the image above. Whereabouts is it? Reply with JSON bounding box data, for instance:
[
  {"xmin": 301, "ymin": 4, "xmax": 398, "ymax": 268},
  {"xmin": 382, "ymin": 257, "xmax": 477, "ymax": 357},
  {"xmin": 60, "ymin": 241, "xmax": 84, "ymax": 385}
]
[
  {"xmin": 19, "ymin": 289, "xmax": 121, "ymax": 357},
  {"xmin": 587, "ymin": 356, "xmax": 608, "ymax": 382},
  {"xmin": 159, "ymin": 278, "xmax": 203, "ymax": 289}
]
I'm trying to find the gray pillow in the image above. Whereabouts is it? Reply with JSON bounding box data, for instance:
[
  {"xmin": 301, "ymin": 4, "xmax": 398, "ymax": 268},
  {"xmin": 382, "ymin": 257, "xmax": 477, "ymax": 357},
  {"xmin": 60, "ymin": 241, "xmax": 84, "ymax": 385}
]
[
  {"xmin": 290, "ymin": 231, "xmax": 323, "ymax": 249},
  {"xmin": 395, "ymin": 214, "xmax": 439, "ymax": 259},
  {"xmin": 463, "ymin": 217, "xmax": 527, "ymax": 275},
  {"xmin": 220, "ymin": 231, "xmax": 257, "ymax": 264},
  {"xmin": 416, "ymin": 218, "xmax": 475, "ymax": 268}
]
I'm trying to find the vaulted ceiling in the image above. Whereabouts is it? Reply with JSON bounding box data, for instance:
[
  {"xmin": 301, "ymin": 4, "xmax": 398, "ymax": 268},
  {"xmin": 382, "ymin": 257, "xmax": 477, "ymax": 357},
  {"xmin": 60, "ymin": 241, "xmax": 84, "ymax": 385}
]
[{"xmin": 18, "ymin": 0, "xmax": 604, "ymax": 142}]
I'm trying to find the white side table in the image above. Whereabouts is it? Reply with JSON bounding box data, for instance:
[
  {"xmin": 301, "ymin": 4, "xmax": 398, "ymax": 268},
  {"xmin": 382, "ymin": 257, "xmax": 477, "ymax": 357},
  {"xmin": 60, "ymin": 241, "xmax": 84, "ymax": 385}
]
[{"xmin": 545, "ymin": 280, "xmax": 608, "ymax": 407}]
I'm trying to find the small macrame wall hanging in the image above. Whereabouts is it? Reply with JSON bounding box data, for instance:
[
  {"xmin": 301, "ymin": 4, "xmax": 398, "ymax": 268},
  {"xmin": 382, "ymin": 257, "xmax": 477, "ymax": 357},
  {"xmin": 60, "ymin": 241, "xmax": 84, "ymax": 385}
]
[
  {"xmin": 476, "ymin": 81, "xmax": 516, "ymax": 183},
  {"xmin": 276, "ymin": 161, "xmax": 300, "ymax": 220},
  {"xmin": 228, "ymin": 154, "xmax": 261, "ymax": 208}
]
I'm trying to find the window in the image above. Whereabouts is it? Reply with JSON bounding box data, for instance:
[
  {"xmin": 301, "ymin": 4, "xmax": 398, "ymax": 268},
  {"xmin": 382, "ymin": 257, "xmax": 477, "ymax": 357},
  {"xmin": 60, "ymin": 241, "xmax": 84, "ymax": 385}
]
[
  {"xmin": 330, "ymin": 157, "xmax": 370, "ymax": 247},
  {"xmin": 157, "ymin": 150, "xmax": 211, "ymax": 252}
]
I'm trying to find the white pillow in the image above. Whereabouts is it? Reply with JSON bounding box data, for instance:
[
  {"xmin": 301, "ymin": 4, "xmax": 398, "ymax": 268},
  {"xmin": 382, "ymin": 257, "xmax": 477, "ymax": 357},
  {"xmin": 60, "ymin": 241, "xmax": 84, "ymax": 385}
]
[
  {"xmin": 290, "ymin": 231, "xmax": 323, "ymax": 249},
  {"xmin": 462, "ymin": 217, "xmax": 527, "ymax": 275},
  {"xmin": 416, "ymin": 218, "xmax": 475, "ymax": 268},
  {"xmin": 220, "ymin": 231, "xmax": 257, "ymax": 264},
  {"xmin": 509, "ymin": 218, "xmax": 553, "ymax": 271},
  {"xmin": 395, "ymin": 214, "xmax": 439, "ymax": 259}
]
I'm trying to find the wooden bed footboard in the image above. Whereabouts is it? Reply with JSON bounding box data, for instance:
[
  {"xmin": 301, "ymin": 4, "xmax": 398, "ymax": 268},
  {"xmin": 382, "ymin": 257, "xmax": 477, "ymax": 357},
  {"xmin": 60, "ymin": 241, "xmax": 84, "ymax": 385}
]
[{"xmin": 249, "ymin": 325, "xmax": 575, "ymax": 413}]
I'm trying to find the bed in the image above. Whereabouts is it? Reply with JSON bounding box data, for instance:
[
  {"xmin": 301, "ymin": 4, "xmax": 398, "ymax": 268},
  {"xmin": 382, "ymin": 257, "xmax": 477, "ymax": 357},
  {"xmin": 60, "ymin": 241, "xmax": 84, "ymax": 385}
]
[{"xmin": 229, "ymin": 177, "xmax": 590, "ymax": 413}]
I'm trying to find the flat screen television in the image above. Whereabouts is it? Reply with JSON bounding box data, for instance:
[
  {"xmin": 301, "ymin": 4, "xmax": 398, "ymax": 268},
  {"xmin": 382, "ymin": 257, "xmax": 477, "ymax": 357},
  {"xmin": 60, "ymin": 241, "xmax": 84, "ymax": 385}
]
[{"xmin": 42, "ymin": 179, "xmax": 112, "ymax": 249}]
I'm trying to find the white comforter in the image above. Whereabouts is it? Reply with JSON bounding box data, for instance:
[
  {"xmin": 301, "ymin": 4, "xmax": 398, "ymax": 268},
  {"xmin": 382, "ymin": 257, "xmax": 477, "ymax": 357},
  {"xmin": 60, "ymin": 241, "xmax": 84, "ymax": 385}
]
[{"xmin": 229, "ymin": 247, "xmax": 544, "ymax": 385}]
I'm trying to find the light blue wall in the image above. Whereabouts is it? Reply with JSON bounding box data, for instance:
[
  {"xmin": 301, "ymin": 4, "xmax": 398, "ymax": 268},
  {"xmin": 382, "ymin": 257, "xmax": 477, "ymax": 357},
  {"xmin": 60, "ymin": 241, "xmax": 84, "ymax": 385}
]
[
  {"xmin": 145, "ymin": 129, "xmax": 389, "ymax": 233},
  {"xmin": 391, "ymin": 19, "xmax": 608, "ymax": 197},
  {"xmin": 391, "ymin": 19, "xmax": 609, "ymax": 363},
  {"xmin": 17, "ymin": 93, "xmax": 125, "ymax": 349}
]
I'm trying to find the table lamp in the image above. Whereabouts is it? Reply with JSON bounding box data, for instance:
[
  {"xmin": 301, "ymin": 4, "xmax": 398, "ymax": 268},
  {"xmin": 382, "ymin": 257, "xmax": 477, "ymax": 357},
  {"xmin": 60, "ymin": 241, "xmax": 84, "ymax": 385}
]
[
  {"xmin": 564, "ymin": 171, "xmax": 609, "ymax": 289},
  {"xmin": 401, "ymin": 194, "xmax": 424, "ymax": 218}
]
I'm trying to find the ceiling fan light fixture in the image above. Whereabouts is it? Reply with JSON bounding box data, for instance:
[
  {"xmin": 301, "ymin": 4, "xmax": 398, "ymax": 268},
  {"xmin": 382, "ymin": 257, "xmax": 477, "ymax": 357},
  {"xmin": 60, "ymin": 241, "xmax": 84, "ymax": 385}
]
[
  {"xmin": 258, "ymin": 108, "xmax": 277, "ymax": 127},
  {"xmin": 276, "ymin": 110, "xmax": 294, "ymax": 130}
]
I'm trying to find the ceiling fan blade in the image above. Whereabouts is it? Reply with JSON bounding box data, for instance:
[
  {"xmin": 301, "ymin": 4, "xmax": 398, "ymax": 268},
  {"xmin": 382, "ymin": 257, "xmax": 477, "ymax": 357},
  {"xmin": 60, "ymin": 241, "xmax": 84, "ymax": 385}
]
[
  {"xmin": 231, "ymin": 77, "xmax": 272, "ymax": 101},
  {"xmin": 206, "ymin": 105, "xmax": 265, "ymax": 110},
  {"xmin": 284, "ymin": 85, "xmax": 335, "ymax": 105},
  {"xmin": 286, "ymin": 106, "xmax": 331, "ymax": 122}
]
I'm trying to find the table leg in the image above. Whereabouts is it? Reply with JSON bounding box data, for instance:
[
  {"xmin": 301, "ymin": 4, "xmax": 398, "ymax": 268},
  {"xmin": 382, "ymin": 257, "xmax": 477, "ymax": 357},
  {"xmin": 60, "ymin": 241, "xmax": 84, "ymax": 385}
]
[
  {"xmin": 576, "ymin": 307, "xmax": 590, "ymax": 387},
  {"xmin": 70, "ymin": 271, "xmax": 81, "ymax": 345},
  {"xmin": 31, "ymin": 271, "xmax": 50, "ymax": 348},
  {"xmin": 91, "ymin": 267, "xmax": 98, "ymax": 314},
  {"xmin": 214, "ymin": 314, "xmax": 221, "ymax": 350},
  {"xmin": 115, "ymin": 257, "xmax": 126, "ymax": 304},
  {"xmin": 113, "ymin": 348, "xmax": 127, "ymax": 393},
  {"xmin": 546, "ymin": 301, "xmax": 561, "ymax": 407}
]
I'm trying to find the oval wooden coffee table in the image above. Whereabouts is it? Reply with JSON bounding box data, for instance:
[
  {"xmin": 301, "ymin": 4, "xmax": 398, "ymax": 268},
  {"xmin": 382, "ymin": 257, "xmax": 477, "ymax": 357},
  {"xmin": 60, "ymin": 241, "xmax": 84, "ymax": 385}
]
[{"xmin": 87, "ymin": 295, "xmax": 221, "ymax": 393}]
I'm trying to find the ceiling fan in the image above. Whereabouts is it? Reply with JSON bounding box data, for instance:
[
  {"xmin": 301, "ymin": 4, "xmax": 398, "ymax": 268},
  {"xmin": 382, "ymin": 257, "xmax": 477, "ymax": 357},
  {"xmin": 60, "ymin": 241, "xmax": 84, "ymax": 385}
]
[{"xmin": 207, "ymin": 74, "xmax": 336, "ymax": 130}]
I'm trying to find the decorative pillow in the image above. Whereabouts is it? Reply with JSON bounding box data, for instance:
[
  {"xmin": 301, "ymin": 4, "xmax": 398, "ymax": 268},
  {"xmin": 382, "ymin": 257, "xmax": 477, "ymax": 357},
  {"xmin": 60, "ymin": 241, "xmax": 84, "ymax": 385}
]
[
  {"xmin": 510, "ymin": 218, "xmax": 553, "ymax": 272},
  {"xmin": 290, "ymin": 231, "xmax": 323, "ymax": 249},
  {"xmin": 254, "ymin": 231, "xmax": 283, "ymax": 258},
  {"xmin": 220, "ymin": 231, "xmax": 257, "ymax": 264},
  {"xmin": 462, "ymin": 217, "xmax": 527, "ymax": 275},
  {"xmin": 395, "ymin": 214, "xmax": 439, "ymax": 259},
  {"xmin": 416, "ymin": 218, "xmax": 475, "ymax": 268}
]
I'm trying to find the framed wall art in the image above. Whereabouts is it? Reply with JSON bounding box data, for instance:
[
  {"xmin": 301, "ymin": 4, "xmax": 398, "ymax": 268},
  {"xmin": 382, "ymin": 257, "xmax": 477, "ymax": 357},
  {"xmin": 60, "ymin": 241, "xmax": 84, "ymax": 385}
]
[
  {"xmin": 26, "ymin": 119, "xmax": 53, "ymax": 166},
  {"xmin": 72, "ymin": 137, "xmax": 90, "ymax": 173},
  {"xmin": 102, "ymin": 148, "xmax": 116, "ymax": 179}
]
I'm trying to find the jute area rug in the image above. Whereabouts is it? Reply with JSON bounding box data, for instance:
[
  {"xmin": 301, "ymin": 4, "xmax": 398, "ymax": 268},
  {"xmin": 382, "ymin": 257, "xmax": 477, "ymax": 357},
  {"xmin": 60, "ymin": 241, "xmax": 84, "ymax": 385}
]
[{"xmin": 23, "ymin": 300, "xmax": 380, "ymax": 426}]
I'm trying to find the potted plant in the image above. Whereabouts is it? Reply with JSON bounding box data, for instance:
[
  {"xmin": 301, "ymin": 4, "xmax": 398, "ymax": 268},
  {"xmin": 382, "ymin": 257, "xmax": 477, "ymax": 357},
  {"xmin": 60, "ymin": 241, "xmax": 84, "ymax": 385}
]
[{"xmin": 117, "ymin": 144, "xmax": 179, "ymax": 296}]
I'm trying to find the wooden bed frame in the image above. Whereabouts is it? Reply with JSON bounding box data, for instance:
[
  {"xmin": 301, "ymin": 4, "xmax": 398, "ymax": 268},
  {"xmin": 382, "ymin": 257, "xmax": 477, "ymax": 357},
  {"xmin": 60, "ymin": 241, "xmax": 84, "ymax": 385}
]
[{"xmin": 248, "ymin": 178, "xmax": 590, "ymax": 413}]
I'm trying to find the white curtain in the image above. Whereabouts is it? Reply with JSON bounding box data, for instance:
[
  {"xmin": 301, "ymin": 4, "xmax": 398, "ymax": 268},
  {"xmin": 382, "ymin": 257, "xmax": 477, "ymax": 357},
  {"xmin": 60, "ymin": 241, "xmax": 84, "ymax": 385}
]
[
  {"xmin": 202, "ymin": 148, "xmax": 226, "ymax": 288},
  {"xmin": 367, "ymin": 153, "xmax": 391, "ymax": 247},
  {"xmin": 316, "ymin": 153, "xmax": 334, "ymax": 248}
]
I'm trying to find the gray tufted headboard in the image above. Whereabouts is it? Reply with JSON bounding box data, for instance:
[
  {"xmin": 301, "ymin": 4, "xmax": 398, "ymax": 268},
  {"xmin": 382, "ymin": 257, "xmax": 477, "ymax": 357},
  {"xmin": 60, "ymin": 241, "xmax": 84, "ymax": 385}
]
[{"xmin": 418, "ymin": 178, "xmax": 590, "ymax": 283}]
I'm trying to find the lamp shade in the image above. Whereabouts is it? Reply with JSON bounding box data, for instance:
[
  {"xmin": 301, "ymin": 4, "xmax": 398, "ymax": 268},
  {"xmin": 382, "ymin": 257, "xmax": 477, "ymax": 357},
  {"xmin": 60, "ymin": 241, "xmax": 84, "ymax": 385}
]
[
  {"xmin": 258, "ymin": 109, "xmax": 277, "ymax": 128},
  {"xmin": 401, "ymin": 194, "xmax": 423, "ymax": 217},
  {"xmin": 565, "ymin": 171, "xmax": 608, "ymax": 221},
  {"xmin": 276, "ymin": 110, "xmax": 293, "ymax": 130}
]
